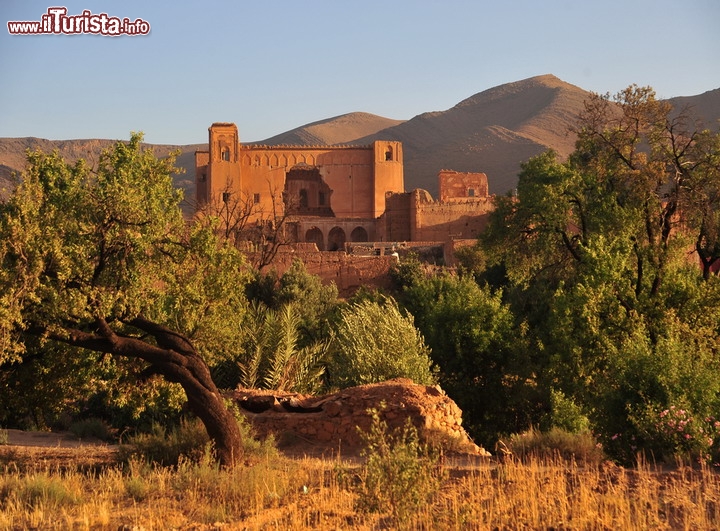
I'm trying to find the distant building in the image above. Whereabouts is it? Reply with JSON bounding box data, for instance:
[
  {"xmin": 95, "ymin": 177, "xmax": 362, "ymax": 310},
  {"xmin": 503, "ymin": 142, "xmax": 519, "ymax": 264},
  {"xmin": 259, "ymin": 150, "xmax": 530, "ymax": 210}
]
[
  {"xmin": 195, "ymin": 122, "xmax": 403, "ymax": 250},
  {"xmin": 195, "ymin": 123, "xmax": 495, "ymax": 291}
]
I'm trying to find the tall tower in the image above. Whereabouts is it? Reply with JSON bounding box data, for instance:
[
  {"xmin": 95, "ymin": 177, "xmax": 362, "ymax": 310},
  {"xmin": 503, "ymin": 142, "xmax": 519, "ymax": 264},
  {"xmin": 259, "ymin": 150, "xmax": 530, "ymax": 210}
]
[
  {"xmin": 207, "ymin": 122, "xmax": 241, "ymax": 204},
  {"xmin": 372, "ymin": 140, "xmax": 404, "ymax": 217}
]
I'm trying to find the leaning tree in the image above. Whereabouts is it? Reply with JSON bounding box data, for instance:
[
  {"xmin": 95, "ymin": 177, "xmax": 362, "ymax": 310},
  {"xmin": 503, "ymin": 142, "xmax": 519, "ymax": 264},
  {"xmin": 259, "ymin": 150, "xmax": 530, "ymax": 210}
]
[{"xmin": 0, "ymin": 134, "xmax": 250, "ymax": 465}]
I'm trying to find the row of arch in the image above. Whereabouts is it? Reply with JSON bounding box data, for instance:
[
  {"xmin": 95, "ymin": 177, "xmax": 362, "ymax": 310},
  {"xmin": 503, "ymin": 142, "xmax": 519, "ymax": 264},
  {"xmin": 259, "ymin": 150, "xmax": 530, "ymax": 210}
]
[
  {"xmin": 305, "ymin": 226, "xmax": 368, "ymax": 251},
  {"xmin": 241, "ymin": 152, "xmax": 370, "ymax": 168}
]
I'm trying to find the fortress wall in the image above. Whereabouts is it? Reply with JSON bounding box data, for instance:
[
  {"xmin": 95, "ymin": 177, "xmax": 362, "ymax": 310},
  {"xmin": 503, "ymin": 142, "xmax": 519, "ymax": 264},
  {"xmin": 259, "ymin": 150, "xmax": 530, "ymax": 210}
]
[
  {"xmin": 381, "ymin": 192, "xmax": 413, "ymax": 242},
  {"xmin": 413, "ymin": 198, "xmax": 493, "ymax": 241},
  {"xmin": 239, "ymin": 145, "xmax": 379, "ymax": 219},
  {"xmin": 254, "ymin": 250, "xmax": 396, "ymax": 296},
  {"xmin": 438, "ymin": 170, "xmax": 489, "ymax": 201}
]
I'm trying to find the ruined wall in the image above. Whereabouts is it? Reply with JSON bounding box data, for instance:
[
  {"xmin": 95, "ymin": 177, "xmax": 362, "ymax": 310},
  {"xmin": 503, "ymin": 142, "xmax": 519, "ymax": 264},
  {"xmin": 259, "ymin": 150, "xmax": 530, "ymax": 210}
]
[
  {"xmin": 232, "ymin": 379, "xmax": 488, "ymax": 455},
  {"xmin": 253, "ymin": 249, "xmax": 397, "ymax": 296},
  {"xmin": 382, "ymin": 188, "xmax": 493, "ymax": 243},
  {"xmin": 413, "ymin": 198, "xmax": 493, "ymax": 241},
  {"xmin": 438, "ymin": 170, "xmax": 489, "ymax": 201}
]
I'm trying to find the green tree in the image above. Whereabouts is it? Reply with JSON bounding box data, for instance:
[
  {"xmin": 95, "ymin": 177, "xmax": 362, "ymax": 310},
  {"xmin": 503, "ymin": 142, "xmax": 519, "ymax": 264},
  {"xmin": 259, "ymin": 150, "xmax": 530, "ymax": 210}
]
[
  {"xmin": 245, "ymin": 258, "xmax": 338, "ymax": 345},
  {"xmin": 0, "ymin": 135, "xmax": 250, "ymax": 465},
  {"xmin": 481, "ymin": 85, "xmax": 720, "ymax": 460},
  {"xmin": 402, "ymin": 275, "xmax": 537, "ymax": 446},
  {"xmin": 327, "ymin": 295, "xmax": 435, "ymax": 388}
]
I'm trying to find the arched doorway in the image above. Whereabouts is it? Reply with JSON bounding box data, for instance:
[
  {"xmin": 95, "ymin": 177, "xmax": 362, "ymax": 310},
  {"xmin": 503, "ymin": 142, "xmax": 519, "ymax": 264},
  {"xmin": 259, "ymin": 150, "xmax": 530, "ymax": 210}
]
[
  {"xmin": 350, "ymin": 226, "xmax": 368, "ymax": 242},
  {"xmin": 328, "ymin": 227, "xmax": 346, "ymax": 251},
  {"xmin": 305, "ymin": 227, "xmax": 324, "ymax": 251}
]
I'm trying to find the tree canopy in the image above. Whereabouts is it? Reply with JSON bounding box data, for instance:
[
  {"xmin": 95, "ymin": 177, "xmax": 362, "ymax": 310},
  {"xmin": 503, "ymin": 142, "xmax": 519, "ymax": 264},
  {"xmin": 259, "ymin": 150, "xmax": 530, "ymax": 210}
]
[
  {"xmin": 0, "ymin": 134, "xmax": 251, "ymax": 465},
  {"xmin": 481, "ymin": 85, "xmax": 720, "ymax": 461}
]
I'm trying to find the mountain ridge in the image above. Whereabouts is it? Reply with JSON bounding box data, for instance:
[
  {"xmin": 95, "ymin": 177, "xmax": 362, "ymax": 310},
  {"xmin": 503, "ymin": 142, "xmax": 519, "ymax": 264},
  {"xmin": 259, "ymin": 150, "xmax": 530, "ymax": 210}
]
[{"xmin": 2, "ymin": 75, "xmax": 718, "ymax": 200}]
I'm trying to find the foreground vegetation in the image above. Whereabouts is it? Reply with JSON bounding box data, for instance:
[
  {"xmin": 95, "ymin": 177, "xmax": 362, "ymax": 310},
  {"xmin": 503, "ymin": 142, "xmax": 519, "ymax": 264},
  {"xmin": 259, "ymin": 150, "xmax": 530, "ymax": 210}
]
[
  {"xmin": 1, "ymin": 446, "xmax": 719, "ymax": 530},
  {"xmin": 2, "ymin": 412, "xmax": 720, "ymax": 530}
]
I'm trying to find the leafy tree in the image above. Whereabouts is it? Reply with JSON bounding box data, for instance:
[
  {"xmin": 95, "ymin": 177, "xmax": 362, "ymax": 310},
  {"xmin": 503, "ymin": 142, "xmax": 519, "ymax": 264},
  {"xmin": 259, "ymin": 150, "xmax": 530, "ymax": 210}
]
[
  {"xmin": 0, "ymin": 135, "xmax": 251, "ymax": 465},
  {"xmin": 388, "ymin": 252, "xmax": 425, "ymax": 292},
  {"xmin": 245, "ymin": 258, "xmax": 338, "ymax": 345},
  {"xmin": 0, "ymin": 340, "xmax": 185, "ymax": 432},
  {"xmin": 327, "ymin": 295, "xmax": 435, "ymax": 388},
  {"xmin": 481, "ymin": 85, "xmax": 720, "ymax": 461},
  {"xmin": 401, "ymin": 275, "xmax": 538, "ymax": 446}
]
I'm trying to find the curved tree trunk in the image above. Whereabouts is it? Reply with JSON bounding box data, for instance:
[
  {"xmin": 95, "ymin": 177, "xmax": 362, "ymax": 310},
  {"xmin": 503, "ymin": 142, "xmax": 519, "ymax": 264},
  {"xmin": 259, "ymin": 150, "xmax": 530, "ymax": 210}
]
[{"xmin": 43, "ymin": 316, "xmax": 244, "ymax": 466}]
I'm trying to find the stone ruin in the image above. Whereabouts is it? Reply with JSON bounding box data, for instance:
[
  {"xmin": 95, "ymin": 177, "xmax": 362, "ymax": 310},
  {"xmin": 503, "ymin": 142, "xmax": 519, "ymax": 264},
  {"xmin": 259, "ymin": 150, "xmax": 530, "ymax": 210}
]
[{"xmin": 230, "ymin": 378, "xmax": 490, "ymax": 456}]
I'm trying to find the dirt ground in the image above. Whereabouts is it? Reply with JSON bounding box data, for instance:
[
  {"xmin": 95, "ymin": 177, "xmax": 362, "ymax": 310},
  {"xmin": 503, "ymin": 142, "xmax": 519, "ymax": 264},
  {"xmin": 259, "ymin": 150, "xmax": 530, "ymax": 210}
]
[{"xmin": 0, "ymin": 429, "xmax": 119, "ymax": 470}]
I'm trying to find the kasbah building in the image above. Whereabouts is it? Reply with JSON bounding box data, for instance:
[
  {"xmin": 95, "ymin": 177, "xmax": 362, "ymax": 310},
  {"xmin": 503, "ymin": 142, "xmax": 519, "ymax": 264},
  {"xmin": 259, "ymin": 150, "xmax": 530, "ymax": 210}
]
[{"xmin": 195, "ymin": 122, "xmax": 494, "ymax": 294}]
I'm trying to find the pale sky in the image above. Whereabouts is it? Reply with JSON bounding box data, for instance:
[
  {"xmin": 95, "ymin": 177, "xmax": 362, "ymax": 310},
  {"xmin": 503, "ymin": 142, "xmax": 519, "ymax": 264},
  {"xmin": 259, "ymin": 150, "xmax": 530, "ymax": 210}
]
[{"xmin": 1, "ymin": 0, "xmax": 718, "ymax": 145}]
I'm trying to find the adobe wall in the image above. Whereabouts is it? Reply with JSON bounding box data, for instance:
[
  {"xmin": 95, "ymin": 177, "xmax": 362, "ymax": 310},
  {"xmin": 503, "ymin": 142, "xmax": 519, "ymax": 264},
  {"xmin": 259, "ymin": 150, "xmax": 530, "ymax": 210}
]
[
  {"xmin": 382, "ymin": 189, "xmax": 493, "ymax": 243},
  {"xmin": 232, "ymin": 379, "xmax": 489, "ymax": 455},
  {"xmin": 372, "ymin": 141, "xmax": 404, "ymax": 218},
  {"xmin": 293, "ymin": 218, "xmax": 376, "ymax": 252},
  {"xmin": 438, "ymin": 170, "xmax": 489, "ymax": 201},
  {"xmin": 253, "ymin": 249, "xmax": 397, "ymax": 296},
  {"xmin": 194, "ymin": 151, "xmax": 210, "ymax": 204},
  {"xmin": 238, "ymin": 145, "xmax": 378, "ymax": 219},
  {"xmin": 380, "ymin": 191, "xmax": 413, "ymax": 242},
  {"xmin": 413, "ymin": 198, "xmax": 493, "ymax": 241}
]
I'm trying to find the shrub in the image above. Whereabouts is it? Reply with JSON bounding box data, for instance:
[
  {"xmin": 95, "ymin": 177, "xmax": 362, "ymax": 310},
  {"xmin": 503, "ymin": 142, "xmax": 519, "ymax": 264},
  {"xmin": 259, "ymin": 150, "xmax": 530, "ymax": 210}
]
[
  {"xmin": 327, "ymin": 295, "xmax": 436, "ymax": 388},
  {"xmin": 120, "ymin": 411, "xmax": 277, "ymax": 466},
  {"xmin": 68, "ymin": 417, "xmax": 113, "ymax": 441},
  {"xmin": 634, "ymin": 406, "xmax": 720, "ymax": 464},
  {"xmin": 350, "ymin": 407, "xmax": 445, "ymax": 526},
  {"xmin": 508, "ymin": 427, "xmax": 605, "ymax": 464},
  {"xmin": 119, "ymin": 417, "xmax": 211, "ymax": 466},
  {"xmin": 542, "ymin": 389, "xmax": 590, "ymax": 434}
]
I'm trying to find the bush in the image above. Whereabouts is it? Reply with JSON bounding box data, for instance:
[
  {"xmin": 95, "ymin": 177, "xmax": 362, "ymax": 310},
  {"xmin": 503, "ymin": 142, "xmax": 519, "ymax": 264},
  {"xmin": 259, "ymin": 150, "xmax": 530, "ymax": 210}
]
[
  {"xmin": 350, "ymin": 407, "xmax": 445, "ymax": 526},
  {"xmin": 633, "ymin": 405, "xmax": 720, "ymax": 464},
  {"xmin": 68, "ymin": 418, "xmax": 113, "ymax": 441},
  {"xmin": 120, "ymin": 411, "xmax": 277, "ymax": 466},
  {"xmin": 542, "ymin": 389, "xmax": 590, "ymax": 434},
  {"xmin": 327, "ymin": 295, "xmax": 436, "ymax": 388},
  {"xmin": 120, "ymin": 417, "xmax": 210, "ymax": 466},
  {"xmin": 508, "ymin": 427, "xmax": 605, "ymax": 464}
]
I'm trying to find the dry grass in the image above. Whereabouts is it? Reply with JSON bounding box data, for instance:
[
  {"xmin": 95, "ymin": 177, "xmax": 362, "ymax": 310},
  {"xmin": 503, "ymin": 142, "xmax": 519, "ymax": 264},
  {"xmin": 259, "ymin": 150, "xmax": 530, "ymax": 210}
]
[{"xmin": 0, "ymin": 445, "xmax": 719, "ymax": 530}]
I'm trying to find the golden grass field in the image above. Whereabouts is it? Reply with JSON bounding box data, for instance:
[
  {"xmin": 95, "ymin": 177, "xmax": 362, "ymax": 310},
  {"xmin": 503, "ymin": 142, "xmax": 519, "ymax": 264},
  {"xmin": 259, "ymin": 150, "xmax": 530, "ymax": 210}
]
[{"xmin": 1, "ymin": 437, "xmax": 719, "ymax": 530}]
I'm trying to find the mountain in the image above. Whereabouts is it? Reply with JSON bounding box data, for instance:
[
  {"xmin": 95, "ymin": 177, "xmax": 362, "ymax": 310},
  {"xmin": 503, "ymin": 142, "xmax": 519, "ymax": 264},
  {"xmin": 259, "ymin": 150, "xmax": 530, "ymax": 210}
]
[
  {"xmin": 353, "ymin": 75, "xmax": 591, "ymax": 195},
  {"xmin": 0, "ymin": 137, "xmax": 204, "ymax": 205},
  {"xmin": 667, "ymin": 88, "xmax": 720, "ymax": 130},
  {"xmin": 2, "ymin": 75, "xmax": 719, "ymax": 202},
  {"xmin": 260, "ymin": 112, "xmax": 404, "ymax": 146}
]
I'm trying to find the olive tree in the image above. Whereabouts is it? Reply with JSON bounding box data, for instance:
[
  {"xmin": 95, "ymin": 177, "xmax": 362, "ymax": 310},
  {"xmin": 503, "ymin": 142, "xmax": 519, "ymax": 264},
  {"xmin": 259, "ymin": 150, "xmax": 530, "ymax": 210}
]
[{"xmin": 0, "ymin": 135, "xmax": 250, "ymax": 465}]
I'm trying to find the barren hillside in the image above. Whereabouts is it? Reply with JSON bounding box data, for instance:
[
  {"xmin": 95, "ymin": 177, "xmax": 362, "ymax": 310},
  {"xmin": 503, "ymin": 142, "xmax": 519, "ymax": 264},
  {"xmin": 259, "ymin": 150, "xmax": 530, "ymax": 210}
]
[
  {"xmin": 668, "ymin": 87, "xmax": 720, "ymax": 130},
  {"xmin": 259, "ymin": 112, "xmax": 405, "ymax": 146},
  {"xmin": 355, "ymin": 75, "xmax": 590, "ymax": 195},
  {"xmin": 2, "ymin": 76, "xmax": 718, "ymax": 203},
  {"xmin": 0, "ymin": 137, "xmax": 204, "ymax": 207}
]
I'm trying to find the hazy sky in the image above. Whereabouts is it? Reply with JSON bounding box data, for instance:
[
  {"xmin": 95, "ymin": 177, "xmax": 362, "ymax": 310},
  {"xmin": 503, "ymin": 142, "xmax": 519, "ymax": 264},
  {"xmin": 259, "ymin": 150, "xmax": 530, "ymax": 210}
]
[{"xmin": 1, "ymin": 0, "xmax": 718, "ymax": 145}]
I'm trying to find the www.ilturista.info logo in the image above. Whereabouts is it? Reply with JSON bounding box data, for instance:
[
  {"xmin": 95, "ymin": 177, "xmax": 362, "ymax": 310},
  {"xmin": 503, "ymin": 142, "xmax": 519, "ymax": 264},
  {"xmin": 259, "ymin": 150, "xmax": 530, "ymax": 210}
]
[{"xmin": 7, "ymin": 7, "xmax": 150, "ymax": 36}]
